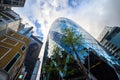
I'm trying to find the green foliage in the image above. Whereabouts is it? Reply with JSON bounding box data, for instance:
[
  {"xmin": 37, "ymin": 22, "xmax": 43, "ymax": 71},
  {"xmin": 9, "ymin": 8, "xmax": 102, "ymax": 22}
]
[
  {"xmin": 43, "ymin": 44, "xmax": 85, "ymax": 79},
  {"xmin": 51, "ymin": 46, "xmax": 61, "ymax": 59},
  {"xmin": 62, "ymin": 27, "xmax": 82, "ymax": 47},
  {"xmin": 61, "ymin": 27, "xmax": 89, "ymax": 79},
  {"xmin": 42, "ymin": 27, "xmax": 89, "ymax": 79}
]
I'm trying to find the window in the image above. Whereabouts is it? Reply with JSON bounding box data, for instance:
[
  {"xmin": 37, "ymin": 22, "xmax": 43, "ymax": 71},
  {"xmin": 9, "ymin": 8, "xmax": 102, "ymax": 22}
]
[
  {"xmin": 113, "ymin": 46, "xmax": 117, "ymax": 51},
  {"xmin": 0, "ymin": 13, "xmax": 10, "ymax": 20},
  {"xmin": 18, "ymin": 74, "xmax": 23, "ymax": 79},
  {"xmin": 4, "ymin": 53, "xmax": 20, "ymax": 72},
  {"xmin": 3, "ymin": 0, "xmax": 11, "ymax": 4},
  {"xmin": 2, "ymin": 12, "xmax": 16, "ymax": 19},
  {"xmin": 13, "ymin": 2, "xmax": 19, "ymax": 5},
  {"xmin": 0, "ymin": 19, "xmax": 2, "ymax": 22},
  {"xmin": 21, "ymin": 46, "xmax": 25, "ymax": 51},
  {"xmin": 3, "ymin": 38, "xmax": 18, "ymax": 46},
  {"xmin": 0, "ymin": 46, "xmax": 9, "ymax": 58}
]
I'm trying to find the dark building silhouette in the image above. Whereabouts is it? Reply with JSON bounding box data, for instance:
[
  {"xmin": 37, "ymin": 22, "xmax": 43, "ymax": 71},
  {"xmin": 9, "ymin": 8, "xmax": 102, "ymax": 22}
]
[
  {"xmin": 24, "ymin": 38, "xmax": 42, "ymax": 80},
  {"xmin": 84, "ymin": 48, "xmax": 119, "ymax": 80}
]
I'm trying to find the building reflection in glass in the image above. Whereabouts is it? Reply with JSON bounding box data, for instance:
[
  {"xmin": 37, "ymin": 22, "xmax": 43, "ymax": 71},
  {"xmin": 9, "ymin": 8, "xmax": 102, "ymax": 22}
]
[{"xmin": 41, "ymin": 17, "xmax": 120, "ymax": 80}]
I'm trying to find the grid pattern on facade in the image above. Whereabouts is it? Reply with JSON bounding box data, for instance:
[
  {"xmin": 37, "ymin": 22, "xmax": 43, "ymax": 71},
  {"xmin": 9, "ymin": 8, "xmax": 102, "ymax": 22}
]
[
  {"xmin": 0, "ymin": 45, "xmax": 9, "ymax": 58},
  {"xmin": 4, "ymin": 53, "xmax": 20, "ymax": 72},
  {"xmin": 98, "ymin": 27, "xmax": 120, "ymax": 61},
  {"xmin": 11, "ymin": 34, "xmax": 23, "ymax": 40},
  {"xmin": 1, "ymin": 11, "xmax": 16, "ymax": 19},
  {"xmin": 0, "ymin": 29, "xmax": 29, "ymax": 66},
  {"xmin": 2, "ymin": 37, "xmax": 18, "ymax": 46},
  {"xmin": 0, "ymin": 12, "xmax": 10, "ymax": 20},
  {"xmin": 0, "ymin": 0, "xmax": 26, "ymax": 7}
]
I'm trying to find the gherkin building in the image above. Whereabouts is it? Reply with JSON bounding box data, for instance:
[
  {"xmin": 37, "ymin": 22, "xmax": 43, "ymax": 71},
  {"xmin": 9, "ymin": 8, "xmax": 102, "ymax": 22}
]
[{"xmin": 40, "ymin": 17, "xmax": 120, "ymax": 80}]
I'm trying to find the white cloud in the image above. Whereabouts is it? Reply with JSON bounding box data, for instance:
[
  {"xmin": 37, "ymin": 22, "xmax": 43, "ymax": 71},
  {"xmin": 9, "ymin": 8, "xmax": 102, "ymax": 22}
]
[{"xmin": 13, "ymin": 0, "xmax": 120, "ymax": 41}]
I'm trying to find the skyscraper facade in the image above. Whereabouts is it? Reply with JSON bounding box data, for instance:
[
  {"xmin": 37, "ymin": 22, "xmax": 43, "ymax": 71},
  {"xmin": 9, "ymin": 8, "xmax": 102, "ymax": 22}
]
[
  {"xmin": 0, "ymin": 0, "xmax": 43, "ymax": 80},
  {"xmin": 40, "ymin": 18, "xmax": 120, "ymax": 80},
  {"xmin": 0, "ymin": 0, "xmax": 26, "ymax": 31},
  {"xmin": 18, "ymin": 27, "xmax": 43, "ymax": 80},
  {"xmin": 98, "ymin": 26, "xmax": 120, "ymax": 61},
  {"xmin": 24, "ymin": 35, "xmax": 43, "ymax": 80},
  {"xmin": 0, "ymin": 0, "xmax": 26, "ymax": 8},
  {"xmin": 0, "ymin": 29, "xmax": 29, "ymax": 80},
  {"xmin": 0, "ymin": 8, "xmax": 21, "ymax": 32}
]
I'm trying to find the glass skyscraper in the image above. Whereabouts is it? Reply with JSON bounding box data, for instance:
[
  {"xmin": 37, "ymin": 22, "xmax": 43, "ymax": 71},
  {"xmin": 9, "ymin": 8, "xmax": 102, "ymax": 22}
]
[{"xmin": 40, "ymin": 17, "xmax": 120, "ymax": 80}]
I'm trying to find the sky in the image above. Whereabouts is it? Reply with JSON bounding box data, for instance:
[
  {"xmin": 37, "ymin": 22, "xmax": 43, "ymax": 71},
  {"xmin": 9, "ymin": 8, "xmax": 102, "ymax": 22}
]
[{"xmin": 13, "ymin": 0, "xmax": 120, "ymax": 41}]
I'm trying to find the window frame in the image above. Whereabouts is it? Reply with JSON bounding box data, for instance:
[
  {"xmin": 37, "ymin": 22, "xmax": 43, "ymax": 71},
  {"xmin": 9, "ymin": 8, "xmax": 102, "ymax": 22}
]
[
  {"xmin": 4, "ymin": 53, "xmax": 20, "ymax": 72},
  {"xmin": 21, "ymin": 45, "xmax": 26, "ymax": 52}
]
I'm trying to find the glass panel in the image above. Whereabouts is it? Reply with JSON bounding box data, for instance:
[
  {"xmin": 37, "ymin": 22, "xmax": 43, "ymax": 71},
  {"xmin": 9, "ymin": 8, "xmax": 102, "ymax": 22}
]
[
  {"xmin": 4, "ymin": 53, "xmax": 20, "ymax": 72},
  {"xmin": 2, "ymin": 12, "xmax": 15, "ymax": 19},
  {"xmin": 21, "ymin": 46, "xmax": 25, "ymax": 51},
  {"xmin": 4, "ymin": 0, "xmax": 11, "ymax": 4},
  {"xmin": 0, "ymin": 13, "xmax": 10, "ymax": 20}
]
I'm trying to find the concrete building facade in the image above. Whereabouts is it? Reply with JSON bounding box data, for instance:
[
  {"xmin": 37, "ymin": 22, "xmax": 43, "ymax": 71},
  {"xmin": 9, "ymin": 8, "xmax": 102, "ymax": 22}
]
[
  {"xmin": 98, "ymin": 26, "xmax": 120, "ymax": 60},
  {"xmin": 0, "ymin": 29, "xmax": 29, "ymax": 80},
  {"xmin": 18, "ymin": 27, "xmax": 43, "ymax": 80},
  {"xmin": 0, "ymin": 8, "xmax": 21, "ymax": 32}
]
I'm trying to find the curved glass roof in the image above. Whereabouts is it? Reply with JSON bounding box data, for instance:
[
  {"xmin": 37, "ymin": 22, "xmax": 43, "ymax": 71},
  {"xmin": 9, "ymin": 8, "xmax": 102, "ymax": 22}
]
[{"xmin": 48, "ymin": 17, "xmax": 120, "ymax": 68}]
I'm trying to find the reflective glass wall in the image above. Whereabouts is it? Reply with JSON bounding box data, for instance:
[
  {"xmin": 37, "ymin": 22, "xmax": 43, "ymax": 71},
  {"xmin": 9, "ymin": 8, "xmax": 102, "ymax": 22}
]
[{"xmin": 41, "ymin": 17, "xmax": 120, "ymax": 80}]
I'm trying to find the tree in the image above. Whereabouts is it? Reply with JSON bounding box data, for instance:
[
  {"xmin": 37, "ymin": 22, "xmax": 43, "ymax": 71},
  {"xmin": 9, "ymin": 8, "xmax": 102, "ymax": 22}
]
[
  {"xmin": 42, "ymin": 44, "xmax": 86, "ymax": 80},
  {"xmin": 43, "ymin": 46, "xmax": 64, "ymax": 80},
  {"xmin": 62, "ymin": 27, "xmax": 89, "ymax": 79}
]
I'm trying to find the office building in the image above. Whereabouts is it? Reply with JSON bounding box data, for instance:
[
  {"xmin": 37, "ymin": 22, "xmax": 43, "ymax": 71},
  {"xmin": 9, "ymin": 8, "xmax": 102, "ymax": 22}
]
[
  {"xmin": 24, "ymin": 35, "xmax": 43, "ymax": 80},
  {"xmin": 0, "ymin": 29, "xmax": 30, "ymax": 80},
  {"xmin": 17, "ymin": 23, "xmax": 25, "ymax": 31},
  {"xmin": 98, "ymin": 26, "xmax": 120, "ymax": 60},
  {"xmin": 0, "ymin": 0, "xmax": 26, "ymax": 9},
  {"xmin": 0, "ymin": 8, "xmax": 21, "ymax": 32},
  {"xmin": 40, "ymin": 17, "xmax": 120, "ymax": 80},
  {"xmin": 18, "ymin": 27, "xmax": 43, "ymax": 80}
]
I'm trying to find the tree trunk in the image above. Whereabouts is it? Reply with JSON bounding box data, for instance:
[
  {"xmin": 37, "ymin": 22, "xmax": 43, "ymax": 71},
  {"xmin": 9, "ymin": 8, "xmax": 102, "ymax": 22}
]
[{"xmin": 71, "ymin": 44, "xmax": 90, "ymax": 80}]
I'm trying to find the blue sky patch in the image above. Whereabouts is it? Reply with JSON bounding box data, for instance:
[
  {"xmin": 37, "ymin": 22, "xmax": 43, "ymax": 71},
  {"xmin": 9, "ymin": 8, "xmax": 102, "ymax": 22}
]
[
  {"xmin": 35, "ymin": 20, "xmax": 41, "ymax": 28},
  {"xmin": 68, "ymin": 0, "xmax": 82, "ymax": 8}
]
